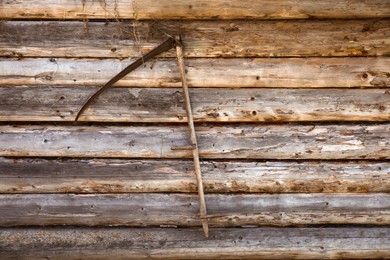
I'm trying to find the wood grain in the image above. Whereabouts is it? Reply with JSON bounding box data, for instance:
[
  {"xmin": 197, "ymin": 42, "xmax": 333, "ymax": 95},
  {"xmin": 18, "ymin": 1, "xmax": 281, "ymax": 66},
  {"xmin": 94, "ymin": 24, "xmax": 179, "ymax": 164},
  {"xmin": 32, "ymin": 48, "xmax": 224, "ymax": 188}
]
[
  {"xmin": 0, "ymin": 227, "xmax": 390, "ymax": 260},
  {"xmin": 1, "ymin": 193, "xmax": 389, "ymax": 227},
  {"xmin": 1, "ymin": 58, "xmax": 389, "ymax": 88},
  {"xmin": 1, "ymin": 0, "xmax": 389, "ymax": 257},
  {"xmin": 1, "ymin": 158, "xmax": 389, "ymax": 193},
  {"xmin": 0, "ymin": 124, "xmax": 389, "ymax": 159},
  {"xmin": 1, "ymin": 20, "xmax": 389, "ymax": 58},
  {"xmin": 0, "ymin": 227, "xmax": 389, "ymax": 259},
  {"xmin": 2, "ymin": 86, "xmax": 390, "ymax": 122},
  {"xmin": 1, "ymin": 0, "xmax": 389, "ymax": 19}
]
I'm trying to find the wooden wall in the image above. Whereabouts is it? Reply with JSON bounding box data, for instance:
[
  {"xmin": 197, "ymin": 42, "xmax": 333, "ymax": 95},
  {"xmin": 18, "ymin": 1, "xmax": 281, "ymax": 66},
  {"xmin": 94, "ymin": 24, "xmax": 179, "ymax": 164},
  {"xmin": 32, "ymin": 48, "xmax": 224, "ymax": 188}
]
[{"xmin": 0, "ymin": 0, "xmax": 389, "ymax": 258}]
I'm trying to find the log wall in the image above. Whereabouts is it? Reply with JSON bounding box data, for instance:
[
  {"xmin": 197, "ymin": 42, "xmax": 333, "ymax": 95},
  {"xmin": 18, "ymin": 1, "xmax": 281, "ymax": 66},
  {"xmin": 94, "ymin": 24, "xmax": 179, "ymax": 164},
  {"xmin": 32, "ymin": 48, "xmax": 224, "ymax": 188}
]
[{"xmin": 0, "ymin": 0, "xmax": 389, "ymax": 258}]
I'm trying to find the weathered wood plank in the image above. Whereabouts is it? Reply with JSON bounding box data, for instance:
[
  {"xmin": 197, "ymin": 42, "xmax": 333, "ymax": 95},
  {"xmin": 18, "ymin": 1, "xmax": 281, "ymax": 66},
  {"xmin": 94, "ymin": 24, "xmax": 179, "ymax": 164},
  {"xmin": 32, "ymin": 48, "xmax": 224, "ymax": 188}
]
[
  {"xmin": 1, "ymin": 20, "xmax": 389, "ymax": 58},
  {"xmin": 0, "ymin": 227, "xmax": 389, "ymax": 259},
  {"xmin": 1, "ymin": 158, "xmax": 389, "ymax": 193},
  {"xmin": 2, "ymin": 86, "xmax": 390, "ymax": 122},
  {"xmin": 1, "ymin": 0, "xmax": 389, "ymax": 19},
  {"xmin": 0, "ymin": 193, "xmax": 389, "ymax": 227},
  {"xmin": 1, "ymin": 124, "xmax": 389, "ymax": 159},
  {"xmin": 1, "ymin": 58, "xmax": 389, "ymax": 88}
]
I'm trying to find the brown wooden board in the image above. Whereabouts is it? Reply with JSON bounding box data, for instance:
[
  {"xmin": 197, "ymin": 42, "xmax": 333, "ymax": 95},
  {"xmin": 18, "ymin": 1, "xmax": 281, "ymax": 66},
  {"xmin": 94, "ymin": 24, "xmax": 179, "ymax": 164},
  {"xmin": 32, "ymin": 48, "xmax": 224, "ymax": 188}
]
[
  {"xmin": 1, "ymin": 20, "xmax": 389, "ymax": 58},
  {"xmin": 1, "ymin": 86, "xmax": 390, "ymax": 122},
  {"xmin": 1, "ymin": 0, "xmax": 389, "ymax": 20},
  {"xmin": 1, "ymin": 58, "xmax": 389, "ymax": 88},
  {"xmin": 1, "ymin": 193, "xmax": 389, "ymax": 227},
  {"xmin": 0, "ymin": 124, "xmax": 389, "ymax": 159},
  {"xmin": 0, "ymin": 227, "xmax": 389, "ymax": 259},
  {"xmin": 1, "ymin": 158, "xmax": 389, "ymax": 193}
]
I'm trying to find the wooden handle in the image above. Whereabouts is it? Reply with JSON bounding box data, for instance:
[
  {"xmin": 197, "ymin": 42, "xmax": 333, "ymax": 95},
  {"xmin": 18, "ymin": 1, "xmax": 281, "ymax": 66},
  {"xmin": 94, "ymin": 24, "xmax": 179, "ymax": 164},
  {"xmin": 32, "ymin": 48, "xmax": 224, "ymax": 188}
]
[{"xmin": 175, "ymin": 36, "xmax": 209, "ymax": 237}]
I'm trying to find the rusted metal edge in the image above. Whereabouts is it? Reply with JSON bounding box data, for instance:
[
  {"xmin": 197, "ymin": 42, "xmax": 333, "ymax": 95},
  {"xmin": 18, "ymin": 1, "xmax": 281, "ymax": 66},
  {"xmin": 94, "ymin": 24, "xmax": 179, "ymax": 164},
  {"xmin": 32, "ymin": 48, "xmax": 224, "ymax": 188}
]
[
  {"xmin": 175, "ymin": 36, "xmax": 209, "ymax": 238},
  {"xmin": 74, "ymin": 37, "xmax": 176, "ymax": 121}
]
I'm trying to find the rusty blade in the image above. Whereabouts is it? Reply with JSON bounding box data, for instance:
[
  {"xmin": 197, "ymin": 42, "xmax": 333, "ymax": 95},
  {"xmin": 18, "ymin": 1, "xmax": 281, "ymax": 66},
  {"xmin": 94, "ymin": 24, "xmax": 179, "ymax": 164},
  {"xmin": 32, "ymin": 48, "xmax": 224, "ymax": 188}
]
[{"xmin": 75, "ymin": 37, "xmax": 177, "ymax": 121}]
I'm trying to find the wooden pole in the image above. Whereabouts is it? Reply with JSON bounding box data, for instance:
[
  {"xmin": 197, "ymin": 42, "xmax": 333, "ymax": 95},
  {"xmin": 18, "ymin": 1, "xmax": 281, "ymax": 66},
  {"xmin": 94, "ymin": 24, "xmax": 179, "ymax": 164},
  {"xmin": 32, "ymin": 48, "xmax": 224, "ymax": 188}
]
[{"xmin": 175, "ymin": 36, "xmax": 209, "ymax": 237}]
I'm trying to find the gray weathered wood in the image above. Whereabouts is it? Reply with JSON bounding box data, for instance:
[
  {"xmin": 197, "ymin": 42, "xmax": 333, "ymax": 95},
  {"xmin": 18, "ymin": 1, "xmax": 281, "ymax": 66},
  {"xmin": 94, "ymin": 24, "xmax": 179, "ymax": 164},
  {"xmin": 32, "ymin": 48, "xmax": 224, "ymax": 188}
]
[
  {"xmin": 0, "ymin": 227, "xmax": 389, "ymax": 259},
  {"xmin": 1, "ymin": 0, "xmax": 389, "ymax": 19},
  {"xmin": 1, "ymin": 58, "xmax": 389, "ymax": 88},
  {"xmin": 1, "ymin": 193, "xmax": 389, "ymax": 227},
  {"xmin": 0, "ymin": 124, "xmax": 389, "ymax": 159},
  {"xmin": 2, "ymin": 86, "xmax": 390, "ymax": 122},
  {"xmin": 1, "ymin": 158, "xmax": 389, "ymax": 193},
  {"xmin": 1, "ymin": 20, "xmax": 389, "ymax": 58}
]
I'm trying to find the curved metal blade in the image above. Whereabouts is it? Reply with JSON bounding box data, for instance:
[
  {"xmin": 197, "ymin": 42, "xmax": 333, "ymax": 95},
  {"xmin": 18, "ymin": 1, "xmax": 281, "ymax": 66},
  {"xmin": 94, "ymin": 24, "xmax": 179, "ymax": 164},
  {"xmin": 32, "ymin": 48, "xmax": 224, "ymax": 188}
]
[{"xmin": 75, "ymin": 37, "xmax": 176, "ymax": 121}]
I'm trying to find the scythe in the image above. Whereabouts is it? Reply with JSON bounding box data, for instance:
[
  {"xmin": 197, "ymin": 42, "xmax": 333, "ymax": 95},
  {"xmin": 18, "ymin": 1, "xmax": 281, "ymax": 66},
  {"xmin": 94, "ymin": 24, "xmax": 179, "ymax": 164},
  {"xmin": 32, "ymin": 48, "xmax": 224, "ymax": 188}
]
[{"xmin": 75, "ymin": 36, "xmax": 209, "ymax": 237}]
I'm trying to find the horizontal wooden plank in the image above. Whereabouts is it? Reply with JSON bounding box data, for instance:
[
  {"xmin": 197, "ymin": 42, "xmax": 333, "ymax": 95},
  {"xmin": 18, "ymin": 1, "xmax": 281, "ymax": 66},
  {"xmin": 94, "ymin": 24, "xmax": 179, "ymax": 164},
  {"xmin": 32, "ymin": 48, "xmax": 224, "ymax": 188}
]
[
  {"xmin": 2, "ymin": 86, "xmax": 390, "ymax": 122},
  {"xmin": 1, "ymin": 158, "xmax": 389, "ymax": 193},
  {"xmin": 0, "ymin": 124, "xmax": 389, "ymax": 159},
  {"xmin": 0, "ymin": 227, "xmax": 389, "ymax": 259},
  {"xmin": 1, "ymin": 0, "xmax": 389, "ymax": 19},
  {"xmin": 1, "ymin": 58, "xmax": 389, "ymax": 88},
  {"xmin": 1, "ymin": 193, "xmax": 389, "ymax": 227},
  {"xmin": 1, "ymin": 20, "xmax": 389, "ymax": 58}
]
